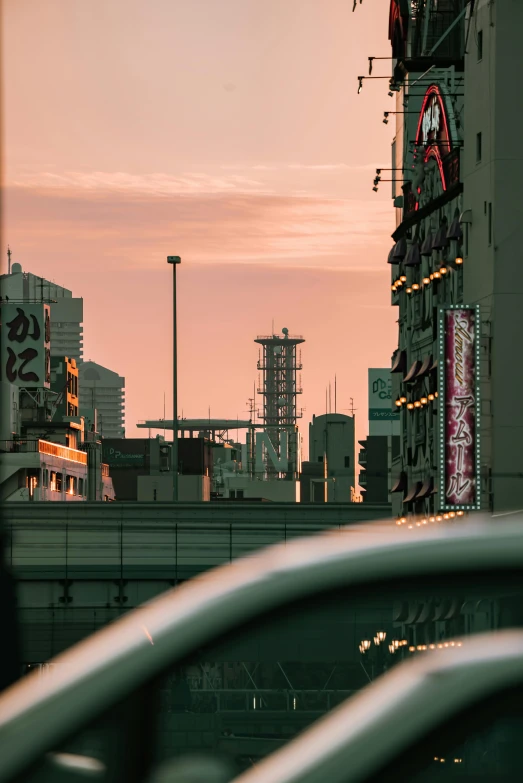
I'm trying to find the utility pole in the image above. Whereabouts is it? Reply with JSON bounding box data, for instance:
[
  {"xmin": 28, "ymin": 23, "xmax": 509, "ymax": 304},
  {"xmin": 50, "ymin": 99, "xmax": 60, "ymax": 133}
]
[{"xmin": 167, "ymin": 255, "xmax": 181, "ymax": 501}]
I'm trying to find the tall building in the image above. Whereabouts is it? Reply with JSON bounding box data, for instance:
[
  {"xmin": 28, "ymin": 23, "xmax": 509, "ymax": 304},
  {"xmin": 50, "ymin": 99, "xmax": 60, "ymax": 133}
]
[
  {"xmin": 0, "ymin": 261, "xmax": 83, "ymax": 362},
  {"xmin": 358, "ymin": 369, "xmax": 400, "ymax": 504},
  {"xmin": 0, "ymin": 302, "xmax": 113, "ymax": 502},
  {"xmin": 384, "ymin": 0, "xmax": 521, "ymax": 521},
  {"xmin": 309, "ymin": 413, "xmax": 355, "ymax": 502},
  {"xmin": 79, "ymin": 361, "xmax": 125, "ymax": 439}
]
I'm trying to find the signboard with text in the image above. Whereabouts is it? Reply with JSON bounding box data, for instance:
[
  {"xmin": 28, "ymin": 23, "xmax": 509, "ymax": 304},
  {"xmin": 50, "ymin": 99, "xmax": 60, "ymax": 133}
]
[
  {"xmin": 1, "ymin": 303, "xmax": 51, "ymax": 388},
  {"xmin": 368, "ymin": 368, "xmax": 399, "ymax": 422},
  {"xmin": 439, "ymin": 306, "xmax": 481, "ymax": 511}
]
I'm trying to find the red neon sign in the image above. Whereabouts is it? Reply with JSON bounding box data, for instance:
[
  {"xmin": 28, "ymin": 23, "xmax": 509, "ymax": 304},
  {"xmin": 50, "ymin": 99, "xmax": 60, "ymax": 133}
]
[{"xmin": 415, "ymin": 85, "xmax": 452, "ymax": 192}]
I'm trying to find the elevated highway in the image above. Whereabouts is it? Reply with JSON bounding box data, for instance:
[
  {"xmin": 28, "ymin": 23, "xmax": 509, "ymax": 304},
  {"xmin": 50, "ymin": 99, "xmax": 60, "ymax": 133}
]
[{"xmin": 1, "ymin": 501, "xmax": 391, "ymax": 662}]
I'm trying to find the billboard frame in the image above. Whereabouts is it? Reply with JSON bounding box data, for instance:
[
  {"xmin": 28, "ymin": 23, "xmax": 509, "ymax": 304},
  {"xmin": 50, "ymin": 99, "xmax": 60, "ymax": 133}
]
[{"xmin": 438, "ymin": 304, "xmax": 481, "ymax": 512}]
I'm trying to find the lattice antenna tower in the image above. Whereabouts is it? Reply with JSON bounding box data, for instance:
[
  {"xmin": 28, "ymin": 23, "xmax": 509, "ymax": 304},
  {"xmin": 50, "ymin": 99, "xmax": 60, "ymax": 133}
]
[{"xmin": 254, "ymin": 327, "xmax": 304, "ymax": 478}]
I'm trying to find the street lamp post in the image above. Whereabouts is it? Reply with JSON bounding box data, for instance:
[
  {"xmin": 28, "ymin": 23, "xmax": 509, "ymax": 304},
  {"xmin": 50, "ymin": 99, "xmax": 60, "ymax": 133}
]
[{"xmin": 167, "ymin": 255, "xmax": 181, "ymax": 501}]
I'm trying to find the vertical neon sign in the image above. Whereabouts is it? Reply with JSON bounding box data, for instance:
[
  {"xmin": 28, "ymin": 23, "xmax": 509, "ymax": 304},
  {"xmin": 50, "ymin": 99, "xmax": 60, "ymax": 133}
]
[{"xmin": 439, "ymin": 306, "xmax": 481, "ymax": 511}]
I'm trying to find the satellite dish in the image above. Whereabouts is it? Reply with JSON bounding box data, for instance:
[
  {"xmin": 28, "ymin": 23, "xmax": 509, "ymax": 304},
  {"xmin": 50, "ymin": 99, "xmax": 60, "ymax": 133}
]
[{"xmin": 282, "ymin": 327, "xmax": 289, "ymax": 335}]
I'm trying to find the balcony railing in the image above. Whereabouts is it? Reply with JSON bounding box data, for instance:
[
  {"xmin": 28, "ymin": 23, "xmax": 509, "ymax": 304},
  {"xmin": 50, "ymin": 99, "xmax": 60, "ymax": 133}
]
[{"xmin": 0, "ymin": 439, "xmax": 87, "ymax": 465}]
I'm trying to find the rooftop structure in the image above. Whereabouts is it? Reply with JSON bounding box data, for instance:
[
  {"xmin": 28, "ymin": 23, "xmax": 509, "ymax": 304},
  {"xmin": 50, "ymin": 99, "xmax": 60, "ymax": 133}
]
[{"xmin": 255, "ymin": 328, "xmax": 304, "ymax": 479}]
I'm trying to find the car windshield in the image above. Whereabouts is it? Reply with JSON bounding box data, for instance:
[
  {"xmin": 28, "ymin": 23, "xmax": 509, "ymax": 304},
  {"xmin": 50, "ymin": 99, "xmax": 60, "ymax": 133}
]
[{"xmin": 18, "ymin": 565, "xmax": 523, "ymax": 782}]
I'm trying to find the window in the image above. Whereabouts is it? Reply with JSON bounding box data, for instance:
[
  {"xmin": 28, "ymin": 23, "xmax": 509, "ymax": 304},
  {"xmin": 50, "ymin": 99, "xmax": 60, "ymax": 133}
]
[
  {"xmin": 229, "ymin": 490, "xmax": 236, "ymax": 499},
  {"xmin": 477, "ymin": 29, "xmax": 483, "ymax": 60},
  {"xmin": 237, "ymin": 490, "xmax": 244, "ymax": 499},
  {"xmin": 344, "ymin": 456, "xmax": 350, "ymax": 468},
  {"xmin": 488, "ymin": 202, "xmax": 493, "ymax": 245},
  {"xmin": 56, "ymin": 472, "xmax": 63, "ymax": 492},
  {"xmin": 318, "ymin": 456, "xmax": 323, "ymax": 463},
  {"xmin": 78, "ymin": 477, "xmax": 84, "ymax": 496},
  {"xmin": 476, "ymin": 132, "xmax": 482, "ymax": 163}
]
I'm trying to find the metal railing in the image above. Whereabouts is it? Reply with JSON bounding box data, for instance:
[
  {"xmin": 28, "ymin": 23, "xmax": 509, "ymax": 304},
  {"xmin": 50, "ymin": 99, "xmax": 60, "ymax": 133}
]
[
  {"xmin": 0, "ymin": 439, "xmax": 87, "ymax": 465},
  {"xmin": 38, "ymin": 440, "xmax": 87, "ymax": 465},
  {"xmin": 162, "ymin": 688, "xmax": 355, "ymax": 713}
]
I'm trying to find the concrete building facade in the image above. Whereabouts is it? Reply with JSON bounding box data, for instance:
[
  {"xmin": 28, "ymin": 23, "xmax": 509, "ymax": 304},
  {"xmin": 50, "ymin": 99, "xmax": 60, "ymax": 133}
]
[
  {"xmin": 0, "ymin": 262, "xmax": 83, "ymax": 362},
  {"xmin": 79, "ymin": 361, "xmax": 125, "ymax": 439},
  {"xmin": 385, "ymin": 0, "xmax": 523, "ymax": 521},
  {"xmin": 309, "ymin": 413, "xmax": 355, "ymax": 502}
]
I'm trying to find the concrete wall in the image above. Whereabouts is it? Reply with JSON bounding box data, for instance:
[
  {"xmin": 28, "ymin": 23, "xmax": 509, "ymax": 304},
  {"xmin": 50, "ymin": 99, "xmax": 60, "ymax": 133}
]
[
  {"xmin": 309, "ymin": 414, "xmax": 355, "ymax": 500},
  {"xmin": 223, "ymin": 476, "xmax": 300, "ymax": 503},
  {"xmin": 463, "ymin": 0, "xmax": 523, "ymax": 513}
]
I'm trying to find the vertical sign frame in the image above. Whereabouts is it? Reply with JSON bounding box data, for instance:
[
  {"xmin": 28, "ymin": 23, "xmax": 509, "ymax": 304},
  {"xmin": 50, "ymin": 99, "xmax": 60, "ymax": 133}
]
[{"xmin": 438, "ymin": 305, "xmax": 481, "ymax": 512}]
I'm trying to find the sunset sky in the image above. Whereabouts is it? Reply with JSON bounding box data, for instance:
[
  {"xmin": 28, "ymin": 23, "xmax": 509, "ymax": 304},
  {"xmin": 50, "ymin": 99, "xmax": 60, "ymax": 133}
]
[{"xmin": 2, "ymin": 0, "xmax": 398, "ymax": 455}]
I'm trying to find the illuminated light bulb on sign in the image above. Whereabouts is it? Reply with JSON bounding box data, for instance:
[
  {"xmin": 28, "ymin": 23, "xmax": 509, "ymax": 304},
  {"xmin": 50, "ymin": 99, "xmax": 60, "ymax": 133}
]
[
  {"xmin": 407, "ymin": 402, "xmax": 414, "ymax": 410},
  {"xmin": 391, "ymin": 284, "xmax": 396, "ymax": 291},
  {"xmin": 428, "ymin": 393, "xmax": 435, "ymax": 401},
  {"xmin": 440, "ymin": 266, "xmax": 447, "ymax": 274},
  {"xmin": 406, "ymin": 287, "xmax": 412, "ymax": 294},
  {"xmin": 400, "ymin": 396, "xmax": 407, "ymax": 404},
  {"xmin": 434, "ymin": 391, "xmax": 438, "ymax": 398},
  {"xmin": 421, "ymin": 397, "xmax": 428, "ymax": 405},
  {"xmin": 395, "ymin": 398, "xmax": 402, "ymax": 407},
  {"xmin": 433, "ymin": 271, "xmax": 441, "ymax": 279},
  {"xmin": 455, "ymin": 256, "xmax": 463, "ymax": 265},
  {"xmin": 412, "ymin": 283, "xmax": 420, "ymax": 290},
  {"xmin": 400, "ymin": 275, "xmax": 407, "ymax": 282},
  {"xmin": 423, "ymin": 277, "xmax": 430, "ymax": 285},
  {"xmin": 414, "ymin": 400, "xmax": 421, "ymax": 408}
]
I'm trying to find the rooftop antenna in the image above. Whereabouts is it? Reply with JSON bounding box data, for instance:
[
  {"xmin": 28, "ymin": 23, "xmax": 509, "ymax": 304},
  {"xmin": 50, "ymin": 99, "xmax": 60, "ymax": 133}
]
[
  {"xmin": 335, "ymin": 375, "xmax": 337, "ymax": 414},
  {"xmin": 7, "ymin": 246, "xmax": 11, "ymax": 274},
  {"xmin": 163, "ymin": 392, "xmax": 166, "ymax": 439}
]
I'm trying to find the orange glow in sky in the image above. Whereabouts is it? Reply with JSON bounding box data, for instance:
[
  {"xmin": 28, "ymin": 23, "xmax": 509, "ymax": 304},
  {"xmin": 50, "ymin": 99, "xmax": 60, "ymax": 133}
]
[{"xmin": 3, "ymin": 0, "xmax": 397, "ymax": 453}]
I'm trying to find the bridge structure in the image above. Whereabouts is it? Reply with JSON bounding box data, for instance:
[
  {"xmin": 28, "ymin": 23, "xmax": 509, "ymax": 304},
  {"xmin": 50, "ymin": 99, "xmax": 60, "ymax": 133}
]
[{"xmin": 1, "ymin": 501, "xmax": 392, "ymax": 663}]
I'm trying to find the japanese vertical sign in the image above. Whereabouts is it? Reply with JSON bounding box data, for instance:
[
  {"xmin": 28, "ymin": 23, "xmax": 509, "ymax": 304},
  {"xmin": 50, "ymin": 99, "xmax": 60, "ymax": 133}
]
[
  {"xmin": 1, "ymin": 303, "xmax": 51, "ymax": 387},
  {"xmin": 439, "ymin": 306, "xmax": 480, "ymax": 510}
]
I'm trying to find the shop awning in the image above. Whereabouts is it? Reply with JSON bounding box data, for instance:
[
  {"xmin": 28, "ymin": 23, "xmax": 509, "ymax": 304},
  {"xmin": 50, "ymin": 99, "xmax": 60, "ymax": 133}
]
[
  {"xmin": 415, "ymin": 477, "xmax": 434, "ymax": 499},
  {"xmin": 391, "ymin": 350, "xmax": 407, "ymax": 374},
  {"xmin": 432, "ymin": 225, "xmax": 449, "ymax": 251},
  {"xmin": 421, "ymin": 232, "xmax": 434, "ymax": 256},
  {"xmin": 430, "ymin": 358, "xmax": 438, "ymax": 373},
  {"xmin": 446, "ymin": 216, "xmax": 463, "ymax": 241},
  {"xmin": 392, "ymin": 236, "xmax": 407, "ymax": 262},
  {"xmin": 415, "ymin": 354, "xmax": 433, "ymax": 380},
  {"xmin": 404, "ymin": 243, "xmax": 421, "ymax": 267},
  {"xmin": 387, "ymin": 246, "xmax": 397, "ymax": 265},
  {"xmin": 404, "ymin": 482, "xmax": 422, "ymax": 504},
  {"xmin": 431, "ymin": 483, "xmax": 439, "ymax": 495},
  {"xmin": 391, "ymin": 472, "xmax": 407, "ymax": 494},
  {"xmin": 404, "ymin": 360, "xmax": 422, "ymax": 382}
]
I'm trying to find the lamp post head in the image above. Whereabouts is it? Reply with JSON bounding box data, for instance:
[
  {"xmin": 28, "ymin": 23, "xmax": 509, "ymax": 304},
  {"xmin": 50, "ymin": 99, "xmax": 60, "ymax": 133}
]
[{"xmin": 167, "ymin": 256, "xmax": 181, "ymax": 265}]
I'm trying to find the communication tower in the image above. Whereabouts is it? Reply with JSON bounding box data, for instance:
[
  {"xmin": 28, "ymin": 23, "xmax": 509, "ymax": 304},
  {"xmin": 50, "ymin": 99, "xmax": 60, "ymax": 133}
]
[{"xmin": 255, "ymin": 328, "xmax": 304, "ymax": 478}]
